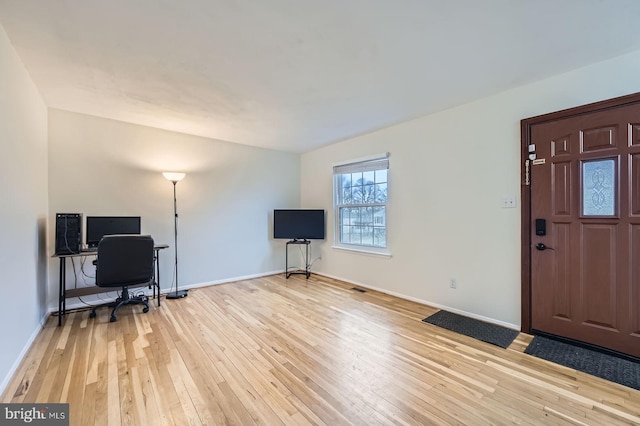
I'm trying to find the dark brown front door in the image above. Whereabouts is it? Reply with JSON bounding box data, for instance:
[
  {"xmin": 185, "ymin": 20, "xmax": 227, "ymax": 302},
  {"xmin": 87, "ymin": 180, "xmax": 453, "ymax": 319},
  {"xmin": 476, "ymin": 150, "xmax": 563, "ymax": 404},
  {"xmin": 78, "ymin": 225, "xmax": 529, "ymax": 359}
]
[{"xmin": 522, "ymin": 94, "xmax": 640, "ymax": 358}]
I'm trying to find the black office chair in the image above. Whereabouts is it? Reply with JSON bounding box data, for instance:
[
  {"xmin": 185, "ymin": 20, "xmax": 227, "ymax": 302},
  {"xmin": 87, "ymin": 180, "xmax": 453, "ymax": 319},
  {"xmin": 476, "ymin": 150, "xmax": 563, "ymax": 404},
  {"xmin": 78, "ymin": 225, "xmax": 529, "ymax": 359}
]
[{"xmin": 89, "ymin": 234, "xmax": 155, "ymax": 322}]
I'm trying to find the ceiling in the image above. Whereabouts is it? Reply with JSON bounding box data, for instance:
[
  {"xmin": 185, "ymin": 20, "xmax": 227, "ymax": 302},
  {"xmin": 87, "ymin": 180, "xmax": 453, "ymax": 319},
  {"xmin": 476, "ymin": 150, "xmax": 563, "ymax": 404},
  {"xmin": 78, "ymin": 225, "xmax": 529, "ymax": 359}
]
[{"xmin": 1, "ymin": 1, "xmax": 640, "ymax": 153}]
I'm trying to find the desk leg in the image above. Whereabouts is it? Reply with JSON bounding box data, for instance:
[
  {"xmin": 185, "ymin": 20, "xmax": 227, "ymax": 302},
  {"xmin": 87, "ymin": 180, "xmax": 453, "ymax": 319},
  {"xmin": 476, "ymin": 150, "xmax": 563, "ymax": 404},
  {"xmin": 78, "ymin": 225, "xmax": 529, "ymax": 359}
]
[
  {"xmin": 58, "ymin": 257, "xmax": 66, "ymax": 326},
  {"xmin": 155, "ymin": 249, "xmax": 161, "ymax": 307}
]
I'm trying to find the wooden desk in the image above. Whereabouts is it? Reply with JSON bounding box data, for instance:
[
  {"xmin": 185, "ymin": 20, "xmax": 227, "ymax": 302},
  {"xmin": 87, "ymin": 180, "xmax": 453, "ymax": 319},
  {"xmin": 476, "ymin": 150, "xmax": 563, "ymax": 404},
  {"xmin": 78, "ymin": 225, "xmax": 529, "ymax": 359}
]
[{"xmin": 54, "ymin": 244, "xmax": 168, "ymax": 326}]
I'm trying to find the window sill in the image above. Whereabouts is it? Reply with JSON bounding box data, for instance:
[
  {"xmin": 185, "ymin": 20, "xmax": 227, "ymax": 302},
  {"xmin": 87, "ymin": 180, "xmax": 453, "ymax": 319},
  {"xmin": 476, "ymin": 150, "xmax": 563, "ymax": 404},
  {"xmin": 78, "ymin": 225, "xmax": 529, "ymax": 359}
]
[{"xmin": 331, "ymin": 245, "xmax": 392, "ymax": 257}]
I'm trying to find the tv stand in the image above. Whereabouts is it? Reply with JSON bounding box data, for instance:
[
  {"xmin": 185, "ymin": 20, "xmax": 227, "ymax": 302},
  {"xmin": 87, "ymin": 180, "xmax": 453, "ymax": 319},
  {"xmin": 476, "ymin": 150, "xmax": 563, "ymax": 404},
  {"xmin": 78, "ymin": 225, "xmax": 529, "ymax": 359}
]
[{"xmin": 285, "ymin": 239, "xmax": 310, "ymax": 279}]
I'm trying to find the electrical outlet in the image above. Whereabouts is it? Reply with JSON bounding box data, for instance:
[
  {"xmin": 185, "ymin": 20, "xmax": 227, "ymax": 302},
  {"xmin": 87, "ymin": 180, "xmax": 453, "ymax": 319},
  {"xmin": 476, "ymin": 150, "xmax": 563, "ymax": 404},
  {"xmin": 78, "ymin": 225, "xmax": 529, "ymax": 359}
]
[
  {"xmin": 450, "ymin": 279, "xmax": 457, "ymax": 289},
  {"xmin": 502, "ymin": 195, "xmax": 517, "ymax": 208}
]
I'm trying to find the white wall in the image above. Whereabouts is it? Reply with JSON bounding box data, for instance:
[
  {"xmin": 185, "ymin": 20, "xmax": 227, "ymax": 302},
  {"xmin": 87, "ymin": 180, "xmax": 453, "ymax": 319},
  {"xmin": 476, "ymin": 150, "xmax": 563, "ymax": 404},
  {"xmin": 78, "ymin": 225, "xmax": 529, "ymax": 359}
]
[
  {"xmin": 0, "ymin": 26, "xmax": 48, "ymax": 392},
  {"xmin": 48, "ymin": 110, "xmax": 300, "ymax": 307},
  {"xmin": 301, "ymin": 49, "xmax": 640, "ymax": 328}
]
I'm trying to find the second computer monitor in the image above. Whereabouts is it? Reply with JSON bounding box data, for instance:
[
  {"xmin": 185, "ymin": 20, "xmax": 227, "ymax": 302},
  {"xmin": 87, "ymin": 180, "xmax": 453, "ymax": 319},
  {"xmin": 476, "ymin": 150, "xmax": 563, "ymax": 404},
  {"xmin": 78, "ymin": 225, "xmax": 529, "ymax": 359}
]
[{"xmin": 86, "ymin": 216, "xmax": 141, "ymax": 248}]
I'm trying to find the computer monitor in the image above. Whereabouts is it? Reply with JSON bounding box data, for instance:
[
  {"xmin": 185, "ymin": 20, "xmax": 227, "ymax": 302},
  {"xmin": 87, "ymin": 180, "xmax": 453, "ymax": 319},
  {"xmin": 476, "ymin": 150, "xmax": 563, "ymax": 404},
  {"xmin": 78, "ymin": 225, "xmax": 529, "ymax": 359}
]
[{"xmin": 85, "ymin": 216, "xmax": 141, "ymax": 248}]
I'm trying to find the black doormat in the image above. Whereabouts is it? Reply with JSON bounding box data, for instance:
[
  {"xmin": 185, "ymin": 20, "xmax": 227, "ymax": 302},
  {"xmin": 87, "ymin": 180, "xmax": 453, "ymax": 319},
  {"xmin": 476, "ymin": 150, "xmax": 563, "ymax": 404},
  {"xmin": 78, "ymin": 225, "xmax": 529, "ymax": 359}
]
[
  {"xmin": 525, "ymin": 336, "xmax": 640, "ymax": 391},
  {"xmin": 422, "ymin": 310, "xmax": 519, "ymax": 349}
]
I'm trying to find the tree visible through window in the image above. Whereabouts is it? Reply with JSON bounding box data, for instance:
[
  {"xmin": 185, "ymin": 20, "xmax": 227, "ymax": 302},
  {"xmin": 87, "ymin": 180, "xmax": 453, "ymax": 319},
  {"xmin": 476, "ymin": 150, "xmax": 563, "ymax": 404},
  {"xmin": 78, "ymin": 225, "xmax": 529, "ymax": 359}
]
[{"xmin": 334, "ymin": 155, "xmax": 388, "ymax": 249}]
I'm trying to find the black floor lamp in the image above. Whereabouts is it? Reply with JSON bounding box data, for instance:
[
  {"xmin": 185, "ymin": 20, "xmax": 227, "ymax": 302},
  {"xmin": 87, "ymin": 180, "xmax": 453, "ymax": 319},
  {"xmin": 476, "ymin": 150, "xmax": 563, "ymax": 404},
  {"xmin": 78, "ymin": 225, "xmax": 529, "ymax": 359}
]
[{"xmin": 163, "ymin": 172, "xmax": 188, "ymax": 299}]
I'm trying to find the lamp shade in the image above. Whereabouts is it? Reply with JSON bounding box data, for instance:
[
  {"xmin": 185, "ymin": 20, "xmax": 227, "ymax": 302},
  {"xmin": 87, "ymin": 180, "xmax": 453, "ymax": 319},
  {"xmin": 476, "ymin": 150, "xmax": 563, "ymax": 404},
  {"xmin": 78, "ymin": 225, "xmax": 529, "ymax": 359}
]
[{"xmin": 162, "ymin": 172, "xmax": 186, "ymax": 182}]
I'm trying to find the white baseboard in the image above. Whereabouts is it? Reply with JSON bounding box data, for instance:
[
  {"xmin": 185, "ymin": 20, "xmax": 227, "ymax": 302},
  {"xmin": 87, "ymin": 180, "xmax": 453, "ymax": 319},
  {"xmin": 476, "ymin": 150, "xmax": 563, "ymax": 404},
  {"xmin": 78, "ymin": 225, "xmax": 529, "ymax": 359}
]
[
  {"xmin": 0, "ymin": 310, "xmax": 49, "ymax": 397},
  {"xmin": 52, "ymin": 269, "xmax": 284, "ymax": 312},
  {"xmin": 173, "ymin": 269, "xmax": 282, "ymax": 292},
  {"xmin": 54, "ymin": 268, "xmax": 520, "ymax": 329},
  {"xmin": 314, "ymin": 271, "xmax": 521, "ymax": 331}
]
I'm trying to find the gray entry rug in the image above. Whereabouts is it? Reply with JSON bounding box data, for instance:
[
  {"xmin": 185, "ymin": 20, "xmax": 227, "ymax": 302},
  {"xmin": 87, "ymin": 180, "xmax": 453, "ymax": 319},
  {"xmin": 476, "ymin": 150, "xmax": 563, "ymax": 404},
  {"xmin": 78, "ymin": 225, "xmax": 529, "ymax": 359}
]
[
  {"xmin": 525, "ymin": 336, "xmax": 640, "ymax": 391},
  {"xmin": 422, "ymin": 310, "xmax": 519, "ymax": 349}
]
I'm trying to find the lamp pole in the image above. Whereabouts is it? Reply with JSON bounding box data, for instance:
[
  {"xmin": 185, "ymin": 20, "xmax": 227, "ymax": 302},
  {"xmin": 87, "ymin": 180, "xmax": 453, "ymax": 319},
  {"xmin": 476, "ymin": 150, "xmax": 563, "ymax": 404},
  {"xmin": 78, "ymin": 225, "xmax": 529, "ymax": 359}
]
[{"xmin": 163, "ymin": 172, "xmax": 188, "ymax": 299}]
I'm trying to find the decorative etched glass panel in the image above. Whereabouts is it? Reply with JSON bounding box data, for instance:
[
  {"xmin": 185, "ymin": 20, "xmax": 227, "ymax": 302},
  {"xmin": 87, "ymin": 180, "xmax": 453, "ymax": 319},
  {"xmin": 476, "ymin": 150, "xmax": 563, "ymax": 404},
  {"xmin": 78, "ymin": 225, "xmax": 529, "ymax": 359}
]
[{"xmin": 582, "ymin": 159, "xmax": 615, "ymax": 216}]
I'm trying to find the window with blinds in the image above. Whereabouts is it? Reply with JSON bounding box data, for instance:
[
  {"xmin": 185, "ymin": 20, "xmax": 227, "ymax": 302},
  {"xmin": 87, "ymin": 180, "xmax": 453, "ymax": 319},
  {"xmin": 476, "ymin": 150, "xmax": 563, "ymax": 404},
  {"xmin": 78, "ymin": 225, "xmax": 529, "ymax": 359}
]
[{"xmin": 333, "ymin": 154, "xmax": 389, "ymax": 251}]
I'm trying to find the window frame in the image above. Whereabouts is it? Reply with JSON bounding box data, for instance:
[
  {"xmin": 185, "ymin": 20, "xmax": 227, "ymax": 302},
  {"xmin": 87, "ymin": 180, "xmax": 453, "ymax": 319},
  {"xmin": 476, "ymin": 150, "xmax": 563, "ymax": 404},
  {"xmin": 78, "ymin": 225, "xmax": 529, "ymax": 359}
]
[{"xmin": 332, "ymin": 153, "xmax": 391, "ymax": 256}]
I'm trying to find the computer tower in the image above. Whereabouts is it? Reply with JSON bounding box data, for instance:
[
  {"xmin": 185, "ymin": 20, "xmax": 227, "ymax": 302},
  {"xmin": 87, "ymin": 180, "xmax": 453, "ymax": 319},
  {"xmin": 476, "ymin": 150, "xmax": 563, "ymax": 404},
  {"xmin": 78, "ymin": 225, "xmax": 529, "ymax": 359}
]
[{"xmin": 55, "ymin": 213, "xmax": 82, "ymax": 255}]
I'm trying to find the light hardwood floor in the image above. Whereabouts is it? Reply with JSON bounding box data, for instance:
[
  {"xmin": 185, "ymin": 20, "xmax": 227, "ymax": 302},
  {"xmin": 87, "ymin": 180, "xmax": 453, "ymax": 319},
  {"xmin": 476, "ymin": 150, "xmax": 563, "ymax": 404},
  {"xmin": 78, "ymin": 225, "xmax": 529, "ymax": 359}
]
[{"xmin": 3, "ymin": 274, "xmax": 640, "ymax": 425}]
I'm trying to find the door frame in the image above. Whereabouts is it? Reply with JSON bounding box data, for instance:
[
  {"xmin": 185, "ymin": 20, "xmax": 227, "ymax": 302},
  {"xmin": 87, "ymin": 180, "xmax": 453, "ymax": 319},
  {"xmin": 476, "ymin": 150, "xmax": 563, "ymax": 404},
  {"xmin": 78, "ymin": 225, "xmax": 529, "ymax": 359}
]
[{"xmin": 520, "ymin": 91, "xmax": 640, "ymax": 333}]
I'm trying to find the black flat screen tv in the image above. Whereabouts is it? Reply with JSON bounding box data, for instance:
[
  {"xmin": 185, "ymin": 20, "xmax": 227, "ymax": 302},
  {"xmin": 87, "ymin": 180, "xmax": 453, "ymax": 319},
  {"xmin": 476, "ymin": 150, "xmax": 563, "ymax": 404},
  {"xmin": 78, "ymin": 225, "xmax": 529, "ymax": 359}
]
[
  {"xmin": 86, "ymin": 216, "xmax": 142, "ymax": 248},
  {"xmin": 273, "ymin": 209, "xmax": 325, "ymax": 240}
]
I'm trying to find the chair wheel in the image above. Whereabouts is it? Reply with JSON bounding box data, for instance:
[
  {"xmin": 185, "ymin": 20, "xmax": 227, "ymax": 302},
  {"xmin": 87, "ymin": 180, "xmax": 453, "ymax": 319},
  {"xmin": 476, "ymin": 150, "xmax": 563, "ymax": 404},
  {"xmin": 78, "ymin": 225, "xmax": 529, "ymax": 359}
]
[
  {"xmin": 110, "ymin": 315, "xmax": 117, "ymax": 322},
  {"xmin": 143, "ymin": 307, "xmax": 149, "ymax": 313},
  {"xmin": 89, "ymin": 311, "xmax": 96, "ymax": 318}
]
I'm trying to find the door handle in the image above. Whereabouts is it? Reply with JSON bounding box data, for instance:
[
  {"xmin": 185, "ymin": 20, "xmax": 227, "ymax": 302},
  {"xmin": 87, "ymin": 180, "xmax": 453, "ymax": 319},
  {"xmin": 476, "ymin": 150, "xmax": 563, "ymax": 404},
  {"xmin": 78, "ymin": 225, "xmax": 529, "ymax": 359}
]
[{"xmin": 535, "ymin": 243, "xmax": 554, "ymax": 251}]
